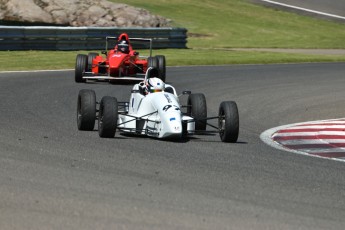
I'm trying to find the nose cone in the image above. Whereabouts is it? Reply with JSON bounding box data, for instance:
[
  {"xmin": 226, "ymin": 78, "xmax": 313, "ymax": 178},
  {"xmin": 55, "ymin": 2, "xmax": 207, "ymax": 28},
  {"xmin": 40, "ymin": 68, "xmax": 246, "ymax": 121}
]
[
  {"xmin": 149, "ymin": 92, "xmax": 183, "ymax": 139},
  {"xmin": 168, "ymin": 117, "xmax": 182, "ymax": 133},
  {"xmin": 159, "ymin": 116, "xmax": 183, "ymax": 139}
]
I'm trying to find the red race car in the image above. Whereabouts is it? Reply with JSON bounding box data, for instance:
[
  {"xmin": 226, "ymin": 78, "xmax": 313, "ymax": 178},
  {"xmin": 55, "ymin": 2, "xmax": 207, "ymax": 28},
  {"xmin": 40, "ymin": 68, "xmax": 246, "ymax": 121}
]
[{"xmin": 75, "ymin": 33, "xmax": 166, "ymax": 83}]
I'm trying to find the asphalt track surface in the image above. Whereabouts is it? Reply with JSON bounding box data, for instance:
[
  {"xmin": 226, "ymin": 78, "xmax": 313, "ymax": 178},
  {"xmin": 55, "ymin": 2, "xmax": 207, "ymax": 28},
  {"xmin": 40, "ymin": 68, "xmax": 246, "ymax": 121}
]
[
  {"xmin": 1, "ymin": 63, "xmax": 345, "ymax": 229},
  {"xmin": 254, "ymin": 0, "xmax": 345, "ymax": 20},
  {"xmin": 270, "ymin": 0, "xmax": 345, "ymax": 17}
]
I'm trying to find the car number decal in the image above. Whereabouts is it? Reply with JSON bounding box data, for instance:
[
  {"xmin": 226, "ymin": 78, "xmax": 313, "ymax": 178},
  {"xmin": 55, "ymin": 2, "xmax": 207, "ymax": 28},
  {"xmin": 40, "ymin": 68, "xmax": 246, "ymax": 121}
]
[{"xmin": 163, "ymin": 105, "xmax": 180, "ymax": 112}]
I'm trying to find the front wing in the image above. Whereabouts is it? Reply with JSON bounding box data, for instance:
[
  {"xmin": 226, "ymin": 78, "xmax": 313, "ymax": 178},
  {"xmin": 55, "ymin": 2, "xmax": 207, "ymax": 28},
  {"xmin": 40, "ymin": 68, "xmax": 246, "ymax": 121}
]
[{"xmin": 83, "ymin": 73, "xmax": 145, "ymax": 81}]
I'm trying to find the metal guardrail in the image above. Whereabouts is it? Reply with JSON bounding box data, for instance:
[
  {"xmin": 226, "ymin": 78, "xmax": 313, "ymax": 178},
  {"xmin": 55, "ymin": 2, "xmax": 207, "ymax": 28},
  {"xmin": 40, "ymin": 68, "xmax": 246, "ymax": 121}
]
[{"xmin": 0, "ymin": 26, "xmax": 188, "ymax": 50}]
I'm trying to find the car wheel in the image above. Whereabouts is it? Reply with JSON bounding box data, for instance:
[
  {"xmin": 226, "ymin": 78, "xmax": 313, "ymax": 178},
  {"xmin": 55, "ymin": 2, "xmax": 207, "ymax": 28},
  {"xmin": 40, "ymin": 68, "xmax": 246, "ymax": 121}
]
[
  {"xmin": 87, "ymin": 52, "xmax": 99, "ymax": 72},
  {"xmin": 146, "ymin": 67, "xmax": 160, "ymax": 80},
  {"xmin": 187, "ymin": 93, "xmax": 207, "ymax": 131},
  {"xmin": 77, "ymin": 89, "xmax": 96, "ymax": 131},
  {"xmin": 148, "ymin": 56, "xmax": 158, "ymax": 69},
  {"xmin": 75, "ymin": 54, "xmax": 87, "ymax": 83},
  {"xmin": 155, "ymin": 55, "xmax": 166, "ymax": 82},
  {"xmin": 98, "ymin": 96, "xmax": 118, "ymax": 138},
  {"xmin": 218, "ymin": 101, "xmax": 239, "ymax": 143}
]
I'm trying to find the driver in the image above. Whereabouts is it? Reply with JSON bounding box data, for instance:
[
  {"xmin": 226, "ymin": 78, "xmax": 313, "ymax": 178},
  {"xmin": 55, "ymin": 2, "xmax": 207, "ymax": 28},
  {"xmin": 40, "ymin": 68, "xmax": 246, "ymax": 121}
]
[
  {"xmin": 139, "ymin": 77, "xmax": 165, "ymax": 95},
  {"xmin": 146, "ymin": 77, "xmax": 165, "ymax": 93},
  {"xmin": 117, "ymin": 40, "xmax": 130, "ymax": 54}
]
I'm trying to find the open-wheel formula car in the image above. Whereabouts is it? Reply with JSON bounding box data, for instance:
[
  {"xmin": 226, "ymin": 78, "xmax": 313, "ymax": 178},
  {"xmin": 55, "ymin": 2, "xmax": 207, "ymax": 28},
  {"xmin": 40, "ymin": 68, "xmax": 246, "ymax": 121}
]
[
  {"xmin": 77, "ymin": 68, "xmax": 239, "ymax": 142},
  {"xmin": 75, "ymin": 33, "xmax": 166, "ymax": 83}
]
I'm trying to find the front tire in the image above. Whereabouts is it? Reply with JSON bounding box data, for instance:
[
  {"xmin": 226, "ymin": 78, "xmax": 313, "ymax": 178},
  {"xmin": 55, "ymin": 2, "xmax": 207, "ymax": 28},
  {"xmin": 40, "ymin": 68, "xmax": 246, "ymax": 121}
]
[
  {"xmin": 98, "ymin": 96, "xmax": 118, "ymax": 138},
  {"xmin": 187, "ymin": 93, "xmax": 207, "ymax": 131},
  {"xmin": 218, "ymin": 101, "xmax": 239, "ymax": 143},
  {"xmin": 77, "ymin": 89, "xmax": 96, "ymax": 131},
  {"xmin": 75, "ymin": 54, "xmax": 87, "ymax": 83}
]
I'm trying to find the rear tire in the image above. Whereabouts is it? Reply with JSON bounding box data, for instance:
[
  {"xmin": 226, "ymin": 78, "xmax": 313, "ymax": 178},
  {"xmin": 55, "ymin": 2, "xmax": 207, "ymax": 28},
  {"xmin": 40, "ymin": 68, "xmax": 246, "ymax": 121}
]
[
  {"xmin": 146, "ymin": 67, "xmax": 160, "ymax": 79},
  {"xmin": 218, "ymin": 101, "xmax": 239, "ymax": 143},
  {"xmin": 98, "ymin": 96, "xmax": 118, "ymax": 138},
  {"xmin": 148, "ymin": 56, "xmax": 158, "ymax": 69},
  {"xmin": 77, "ymin": 89, "xmax": 96, "ymax": 131},
  {"xmin": 75, "ymin": 54, "xmax": 87, "ymax": 83},
  {"xmin": 187, "ymin": 93, "xmax": 207, "ymax": 131},
  {"xmin": 155, "ymin": 55, "xmax": 166, "ymax": 82},
  {"xmin": 87, "ymin": 52, "xmax": 99, "ymax": 72}
]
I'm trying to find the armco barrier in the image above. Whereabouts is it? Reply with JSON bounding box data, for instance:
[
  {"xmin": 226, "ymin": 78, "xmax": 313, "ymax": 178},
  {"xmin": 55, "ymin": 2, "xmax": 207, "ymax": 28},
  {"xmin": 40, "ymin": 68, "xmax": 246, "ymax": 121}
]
[{"xmin": 0, "ymin": 26, "xmax": 188, "ymax": 50}]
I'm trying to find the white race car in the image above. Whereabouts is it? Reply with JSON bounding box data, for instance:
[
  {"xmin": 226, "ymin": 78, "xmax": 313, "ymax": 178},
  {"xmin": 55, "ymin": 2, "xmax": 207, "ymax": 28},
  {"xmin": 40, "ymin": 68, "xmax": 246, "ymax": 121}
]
[{"xmin": 77, "ymin": 68, "xmax": 239, "ymax": 142}]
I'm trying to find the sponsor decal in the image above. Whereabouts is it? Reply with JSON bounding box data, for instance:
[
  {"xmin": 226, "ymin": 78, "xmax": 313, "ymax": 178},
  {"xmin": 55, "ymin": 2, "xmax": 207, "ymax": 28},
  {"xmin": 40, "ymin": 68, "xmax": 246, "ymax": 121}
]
[
  {"xmin": 170, "ymin": 117, "xmax": 176, "ymax": 121},
  {"xmin": 164, "ymin": 94, "xmax": 172, "ymax": 103}
]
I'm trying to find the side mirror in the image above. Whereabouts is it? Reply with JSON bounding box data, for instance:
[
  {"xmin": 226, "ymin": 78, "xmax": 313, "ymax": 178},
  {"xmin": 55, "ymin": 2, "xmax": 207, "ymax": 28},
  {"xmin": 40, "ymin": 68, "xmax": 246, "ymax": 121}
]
[
  {"xmin": 101, "ymin": 51, "xmax": 107, "ymax": 55},
  {"xmin": 182, "ymin": 90, "xmax": 191, "ymax": 95}
]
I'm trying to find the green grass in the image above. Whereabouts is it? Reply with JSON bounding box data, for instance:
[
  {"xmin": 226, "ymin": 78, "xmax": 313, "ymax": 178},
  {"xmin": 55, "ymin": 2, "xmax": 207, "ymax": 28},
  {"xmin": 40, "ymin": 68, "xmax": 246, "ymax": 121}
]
[
  {"xmin": 111, "ymin": 0, "xmax": 345, "ymax": 49},
  {"xmin": 1, "ymin": 0, "xmax": 345, "ymax": 71},
  {"xmin": 0, "ymin": 49, "xmax": 344, "ymax": 71},
  {"xmin": 160, "ymin": 49, "xmax": 345, "ymax": 65}
]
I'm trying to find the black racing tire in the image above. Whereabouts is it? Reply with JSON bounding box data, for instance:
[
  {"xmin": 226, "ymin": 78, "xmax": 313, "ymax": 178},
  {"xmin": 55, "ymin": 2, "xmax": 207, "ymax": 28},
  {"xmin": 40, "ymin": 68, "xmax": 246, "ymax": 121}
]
[
  {"xmin": 187, "ymin": 93, "xmax": 207, "ymax": 131},
  {"xmin": 87, "ymin": 52, "xmax": 99, "ymax": 72},
  {"xmin": 75, "ymin": 54, "xmax": 87, "ymax": 83},
  {"xmin": 155, "ymin": 55, "xmax": 166, "ymax": 82},
  {"xmin": 146, "ymin": 67, "xmax": 160, "ymax": 79},
  {"xmin": 98, "ymin": 96, "xmax": 118, "ymax": 138},
  {"xmin": 218, "ymin": 101, "xmax": 239, "ymax": 143},
  {"xmin": 148, "ymin": 56, "xmax": 158, "ymax": 69},
  {"xmin": 77, "ymin": 89, "xmax": 96, "ymax": 131}
]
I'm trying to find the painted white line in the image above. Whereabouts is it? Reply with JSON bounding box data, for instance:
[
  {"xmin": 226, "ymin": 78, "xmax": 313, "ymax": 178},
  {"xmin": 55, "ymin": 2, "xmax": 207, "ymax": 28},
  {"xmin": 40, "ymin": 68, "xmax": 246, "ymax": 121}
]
[
  {"xmin": 284, "ymin": 125, "xmax": 345, "ymax": 129},
  {"xmin": 278, "ymin": 139, "xmax": 345, "ymax": 145},
  {"xmin": 259, "ymin": 0, "xmax": 345, "ymax": 20},
  {"xmin": 274, "ymin": 132, "xmax": 325, "ymax": 136},
  {"xmin": 273, "ymin": 131, "xmax": 345, "ymax": 136},
  {"xmin": 295, "ymin": 148, "xmax": 345, "ymax": 154}
]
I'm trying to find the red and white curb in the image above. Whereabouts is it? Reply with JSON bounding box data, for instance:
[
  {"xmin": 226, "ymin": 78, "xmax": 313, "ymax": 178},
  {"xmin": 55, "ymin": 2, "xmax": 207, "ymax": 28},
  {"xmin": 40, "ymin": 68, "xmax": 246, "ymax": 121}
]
[{"xmin": 260, "ymin": 118, "xmax": 345, "ymax": 162}]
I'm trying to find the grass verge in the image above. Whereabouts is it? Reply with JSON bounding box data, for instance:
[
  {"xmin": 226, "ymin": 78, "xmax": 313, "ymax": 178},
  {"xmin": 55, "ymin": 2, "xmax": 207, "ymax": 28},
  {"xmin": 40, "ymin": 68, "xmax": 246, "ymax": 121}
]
[{"xmin": 1, "ymin": 49, "xmax": 344, "ymax": 71}]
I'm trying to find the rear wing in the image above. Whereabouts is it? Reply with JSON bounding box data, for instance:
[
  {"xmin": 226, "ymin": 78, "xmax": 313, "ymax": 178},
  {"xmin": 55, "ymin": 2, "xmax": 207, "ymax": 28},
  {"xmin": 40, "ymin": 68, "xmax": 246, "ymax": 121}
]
[{"xmin": 105, "ymin": 36, "xmax": 153, "ymax": 57}]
